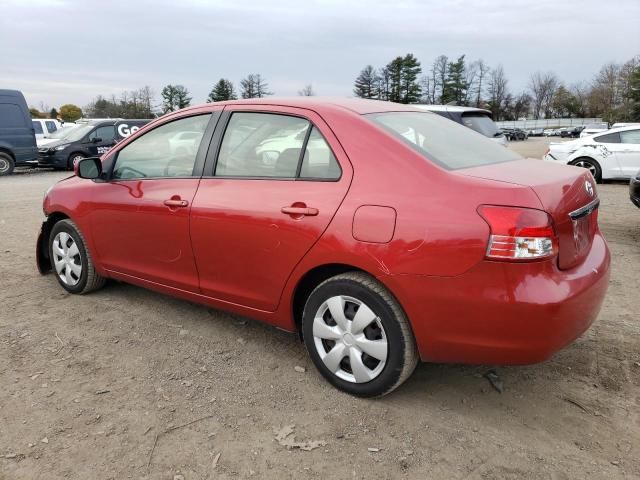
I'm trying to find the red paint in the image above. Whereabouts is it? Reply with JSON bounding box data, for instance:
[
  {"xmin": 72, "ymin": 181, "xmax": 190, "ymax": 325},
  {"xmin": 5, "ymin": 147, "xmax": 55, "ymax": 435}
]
[{"xmin": 40, "ymin": 98, "xmax": 611, "ymax": 365}]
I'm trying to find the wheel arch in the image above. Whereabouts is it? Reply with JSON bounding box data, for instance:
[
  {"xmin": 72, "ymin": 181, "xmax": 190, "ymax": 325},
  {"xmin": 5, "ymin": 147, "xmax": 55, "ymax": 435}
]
[
  {"xmin": 0, "ymin": 146, "xmax": 16, "ymax": 160},
  {"xmin": 36, "ymin": 211, "xmax": 70, "ymax": 274},
  {"xmin": 569, "ymin": 156, "xmax": 603, "ymax": 182},
  {"xmin": 292, "ymin": 263, "xmax": 378, "ymax": 338}
]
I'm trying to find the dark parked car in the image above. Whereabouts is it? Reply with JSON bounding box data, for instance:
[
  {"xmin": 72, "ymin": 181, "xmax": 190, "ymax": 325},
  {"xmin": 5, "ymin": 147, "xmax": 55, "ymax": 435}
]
[
  {"xmin": 502, "ymin": 128, "xmax": 528, "ymax": 141},
  {"xmin": 631, "ymin": 169, "xmax": 640, "ymax": 208},
  {"xmin": 561, "ymin": 126, "xmax": 584, "ymax": 138},
  {"xmin": 38, "ymin": 119, "xmax": 150, "ymax": 170},
  {"xmin": 0, "ymin": 89, "xmax": 38, "ymax": 175},
  {"xmin": 37, "ymin": 98, "xmax": 610, "ymax": 397}
]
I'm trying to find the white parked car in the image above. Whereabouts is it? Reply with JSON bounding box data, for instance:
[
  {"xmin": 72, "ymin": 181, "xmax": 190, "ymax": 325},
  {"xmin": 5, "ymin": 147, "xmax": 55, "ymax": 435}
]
[
  {"xmin": 579, "ymin": 122, "xmax": 609, "ymax": 138},
  {"xmin": 543, "ymin": 125, "xmax": 640, "ymax": 182},
  {"xmin": 32, "ymin": 119, "xmax": 63, "ymax": 140}
]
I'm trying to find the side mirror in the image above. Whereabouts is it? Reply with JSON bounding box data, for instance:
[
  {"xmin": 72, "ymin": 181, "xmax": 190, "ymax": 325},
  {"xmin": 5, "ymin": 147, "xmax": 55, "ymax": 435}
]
[
  {"xmin": 91, "ymin": 137, "xmax": 102, "ymax": 143},
  {"xmin": 75, "ymin": 157, "xmax": 103, "ymax": 179}
]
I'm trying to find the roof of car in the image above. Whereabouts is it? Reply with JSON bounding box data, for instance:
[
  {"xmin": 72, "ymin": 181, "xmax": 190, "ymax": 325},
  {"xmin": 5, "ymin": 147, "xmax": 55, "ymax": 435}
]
[{"xmin": 183, "ymin": 97, "xmax": 426, "ymax": 115}]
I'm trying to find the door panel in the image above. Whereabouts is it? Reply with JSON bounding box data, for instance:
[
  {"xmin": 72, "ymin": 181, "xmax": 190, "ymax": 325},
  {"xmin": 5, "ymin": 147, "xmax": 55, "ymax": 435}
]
[
  {"xmin": 89, "ymin": 179, "xmax": 201, "ymax": 290},
  {"xmin": 87, "ymin": 110, "xmax": 219, "ymax": 291},
  {"xmin": 190, "ymin": 106, "xmax": 352, "ymax": 311},
  {"xmin": 618, "ymin": 130, "xmax": 640, "ymax": 176}
]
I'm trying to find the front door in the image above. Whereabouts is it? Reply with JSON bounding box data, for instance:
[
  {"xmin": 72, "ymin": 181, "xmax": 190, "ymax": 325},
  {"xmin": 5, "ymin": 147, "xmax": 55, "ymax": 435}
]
[
  {"xmin": 86, "ymin": 124, "xmax": 118, "ymax": 157},
  {"xmin": 88, "ymin": 112, "xmax": 216, "ymax": 291},
  {"xmin": 190, "ymin": 106, "xmax": 352, "ymax": 311}
]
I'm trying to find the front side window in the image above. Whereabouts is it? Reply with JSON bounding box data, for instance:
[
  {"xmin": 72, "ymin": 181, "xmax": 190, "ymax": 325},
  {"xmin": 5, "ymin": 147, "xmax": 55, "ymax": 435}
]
[
  {"xmin": 112, "ymin": 114, "xmax": 210, "ymax": 179},
  {"xmin": 32, "ymin": 120, "xmax": 43, "ymax": 134},
  {"xmin": 216, "ymin": 113, "xmax": 310, "ymax": 178},
  {"xmin": 620, "ymin": 129, "xmax": 640, "ymax": 144},
  {"xmin": 89, "ymin": 125, "xmax": 116, "ymax": 142},
  {"xmin": 368, "ymin": 112, "xmax": 521, "ymax": 170}
]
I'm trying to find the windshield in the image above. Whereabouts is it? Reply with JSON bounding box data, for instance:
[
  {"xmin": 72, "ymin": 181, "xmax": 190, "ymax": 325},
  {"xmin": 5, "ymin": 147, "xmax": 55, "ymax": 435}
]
[
  {"xmin": 461, "ymin": 113, "xmax": 501, "ymax": 137},
  {"xmin": 367, "ymin": 112, "xmax": 521, "ymax": 170},
  {"xmin": 586, "ymin": 123, "xmax": 608, "ymax": 130},
  {"xmin": 49, "ymin": 124, "xmax": 94, "ymax": 142}
]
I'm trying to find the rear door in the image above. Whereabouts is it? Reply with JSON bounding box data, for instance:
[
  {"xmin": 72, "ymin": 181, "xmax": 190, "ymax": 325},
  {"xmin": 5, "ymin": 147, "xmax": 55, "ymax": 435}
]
[
  {"xmin": 618, "ymin": 129, "xmax": 640, "ymax": 177},
  {"xmin": 190, "ymin": 105, "xmax": 352, "ymax": 311}
]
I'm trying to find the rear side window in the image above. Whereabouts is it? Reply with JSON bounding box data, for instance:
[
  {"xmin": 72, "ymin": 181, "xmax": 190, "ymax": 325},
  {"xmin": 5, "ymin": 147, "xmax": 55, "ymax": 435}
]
[
  {"xmin": 299, "ymin": 127, "xmax": 341, "ymax": 180},
  {"xmin": 0, "ymin": 104, "xmax": 26, "ymax": 128},
  {"xmin": 216, "ymin": 113, "xmax": 310, "ymax": 178},
  {"xmin": 594, "ymin": 132, "xmax": 620, "ymax": 144},
  {"xmin": 620, "ymin": 129, "xmax": 640, "ymax": 144},
  {"xmin": 368, "ymin": 112, "xmax": 520, "ymax": 170},
  {"xmin": 32, "ymin": 120, "xmax": 44, "ymax": 134}
]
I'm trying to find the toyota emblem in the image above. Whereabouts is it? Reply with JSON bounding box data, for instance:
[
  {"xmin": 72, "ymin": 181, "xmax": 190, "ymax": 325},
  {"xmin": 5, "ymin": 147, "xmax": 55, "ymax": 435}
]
[{"xmin": 585, "ymin": 180, "xmax": 594, "ymax": 197}]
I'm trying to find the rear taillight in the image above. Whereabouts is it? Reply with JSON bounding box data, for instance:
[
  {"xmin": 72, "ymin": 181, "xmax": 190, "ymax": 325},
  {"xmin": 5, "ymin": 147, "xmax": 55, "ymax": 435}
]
[{"xmin": 478, "ymin": 205, "xmax": 558, "ymax": 261}]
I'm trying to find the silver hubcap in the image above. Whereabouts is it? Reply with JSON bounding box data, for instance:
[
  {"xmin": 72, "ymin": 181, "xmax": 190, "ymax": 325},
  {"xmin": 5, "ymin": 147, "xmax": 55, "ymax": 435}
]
[
  {"xmin": 312, "ymin": 295, "xmax": 388, "ymax": 383},
  {"xmin": 72, "ymin": 156, "xmax": 84, "ymax": 167},
  {"xmin": 0, "ymin": 158, "xmax": 9, "ymax": 173},
  {"xmin": 574, "ymin": 160, "xmax": 597, "ymax": 177},
  {"xmin": 52, "ymin": 232, "xmax": 82, "ymax": 286}
]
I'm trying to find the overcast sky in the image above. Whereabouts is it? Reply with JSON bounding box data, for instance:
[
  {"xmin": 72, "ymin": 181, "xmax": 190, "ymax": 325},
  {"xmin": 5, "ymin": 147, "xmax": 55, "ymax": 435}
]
[{"xmin": 1, "ymin": 0, "xmax": 638, "ymax": 110}]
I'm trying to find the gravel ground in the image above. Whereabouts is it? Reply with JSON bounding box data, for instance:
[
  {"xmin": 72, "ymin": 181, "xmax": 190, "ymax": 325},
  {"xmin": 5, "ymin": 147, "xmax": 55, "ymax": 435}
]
[{"xmin": 1, "ymin": 141, "xmax": 638, "ymax": 479}]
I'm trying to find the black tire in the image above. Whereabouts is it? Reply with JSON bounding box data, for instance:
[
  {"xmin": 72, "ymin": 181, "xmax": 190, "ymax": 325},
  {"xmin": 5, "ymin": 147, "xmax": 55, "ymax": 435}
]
[
  {"xmin": 571, "ymin": 157, "xmax": 602, "ymax": 183},
  {"xmin": 67, "ymin": 153, "xmax": 86, "ymax": 170},
  {"xmin": 0, "ymin": 152, "xmax": 15, "ymax": 176},
  {"xmin": 302, "ymin": 272, "xmax": 418, "ymax": 397},
  {"xmin": 49, "ymin": 219, "xmax": 105, "ymax": 294}
]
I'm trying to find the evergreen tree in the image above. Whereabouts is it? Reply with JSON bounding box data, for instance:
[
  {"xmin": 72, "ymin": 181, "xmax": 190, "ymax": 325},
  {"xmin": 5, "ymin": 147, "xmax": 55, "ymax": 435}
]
[
  {"xmin": 353, "ymin": 65, "xmax": 379, "ymax": 98},
  {"xmin": 400, "ymin": 53, "xmax": 422, "ymax": 104},
  {"xmin": 49, "ymin": 107, "xmax": 58, "ymax": 119},
  {"xmin": 207, "ymin": 79, "xmax": 237, "ymax": 102},
  {"xmin": 161, "ymin": 84, "xmax": 192, "ymax": 113},
  {"xmin": 385, "ymin": 56, "xmax": 404, "ymax": 103},
  {"xmin": 442, "ymin": 55, "xmax": 467, "ymax": 105}
]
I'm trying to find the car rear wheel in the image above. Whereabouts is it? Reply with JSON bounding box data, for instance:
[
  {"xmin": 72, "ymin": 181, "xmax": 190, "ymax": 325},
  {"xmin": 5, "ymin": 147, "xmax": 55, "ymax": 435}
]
[
  {"xmin": 302, "ymin": 272, "xmax": 418, "ymax": 397},
  {"xmin": 571, "ymin": 157, "xmax": 602, "ymax": 183},
  {"xmin": 68, "ymin": 153, "xmax": 86, "ymax": 170},
  {"xmin": 49, "ymin": 219, "xmax": 105, "ymax": 294},
  {"xmin": 0, "ymin": 153, "xmax": 15, "ymax": 176}
]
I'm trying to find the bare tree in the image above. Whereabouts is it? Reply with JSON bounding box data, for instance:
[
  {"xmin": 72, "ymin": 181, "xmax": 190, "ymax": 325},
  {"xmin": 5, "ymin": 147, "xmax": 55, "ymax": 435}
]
[
  {"xmin": 433, "ymin": 55, "xmax": 448, "ymax": 103},
  {"xmin": 298, "ymin": 84, "xmax": 315, "ymax": 96},
  {"xmin": 470, "ymin": 59, "xmax": 490, "ymax": 107},
  {"xmin": 240, "ymin": 74, "xmax": 272, "ymax": 99},
  {"xmin": 486, "ymin": 65, "xmax": 509, "ymax": 120},
  {"xmin": 529, "ymin": 71, "xmax": 559, "ymax": 119}
]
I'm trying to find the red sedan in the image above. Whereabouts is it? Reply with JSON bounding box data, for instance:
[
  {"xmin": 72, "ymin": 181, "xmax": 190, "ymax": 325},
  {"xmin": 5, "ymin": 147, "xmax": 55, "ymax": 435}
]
[{"xmin": 37, "ymin": 98, "xmax": 610, "ymax": 397}]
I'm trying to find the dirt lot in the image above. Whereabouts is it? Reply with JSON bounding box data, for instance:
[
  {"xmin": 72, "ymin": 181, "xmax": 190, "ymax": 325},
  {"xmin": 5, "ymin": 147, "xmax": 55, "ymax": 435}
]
[{"xmin": 1, "ymin": 139, "xmax": 639, "ymax": 480}]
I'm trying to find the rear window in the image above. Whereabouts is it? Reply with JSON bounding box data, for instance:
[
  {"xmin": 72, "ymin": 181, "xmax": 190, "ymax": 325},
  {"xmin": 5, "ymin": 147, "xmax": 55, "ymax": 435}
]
[
  {"xmin": 368, "ymin": 112, "xmax": 521, "ymax": 170},
  {"xmin": 460, "ymin": 113, "xmax": 500, "ymax": 137}
]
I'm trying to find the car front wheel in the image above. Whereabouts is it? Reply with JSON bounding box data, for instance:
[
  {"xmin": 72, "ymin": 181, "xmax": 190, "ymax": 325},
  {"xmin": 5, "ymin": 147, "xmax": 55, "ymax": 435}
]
[
  {"xmin": 0, "ymin": 152, "xmax": 15, "ymax": 176},
  {"xmin": 68, "ymin": 153, "xmax": 86, "ymax": 170},
  {"xmin": 302, "ymin": 272, "xmax": 418, "ymax": 397},
  {"xmin": 49, "ymin": 219, "xmax": 105, "ymax": 294}
]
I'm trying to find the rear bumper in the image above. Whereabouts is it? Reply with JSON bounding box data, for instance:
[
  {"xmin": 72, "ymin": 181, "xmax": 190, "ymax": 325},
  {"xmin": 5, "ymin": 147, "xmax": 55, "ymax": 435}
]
[{"xmin": 386, "ymin": 232, "xmax": 610, "ymax": 364}]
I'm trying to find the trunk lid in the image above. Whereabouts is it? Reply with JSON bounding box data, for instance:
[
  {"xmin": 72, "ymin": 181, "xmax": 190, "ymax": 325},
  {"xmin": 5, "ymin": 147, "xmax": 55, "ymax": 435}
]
[{"xmin": 458, "ymin": 158, "xmax": 599, "ymax": 270}]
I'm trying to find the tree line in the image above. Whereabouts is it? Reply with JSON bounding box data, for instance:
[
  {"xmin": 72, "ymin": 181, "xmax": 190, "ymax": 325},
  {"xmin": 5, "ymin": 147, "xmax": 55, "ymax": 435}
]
[
  {"xmin": 29, "ymin": 56, "xmax": 639, "ymax": 122},
  {"xmin": 354, "ymin": 53, "xmax": 640, "ymax": 121}
]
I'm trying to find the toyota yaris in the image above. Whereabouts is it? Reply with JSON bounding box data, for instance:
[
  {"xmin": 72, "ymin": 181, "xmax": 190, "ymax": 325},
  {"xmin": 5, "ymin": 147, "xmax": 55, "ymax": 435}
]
[{"xmin": 37, "ymin": 98, "xmax": 610, "ymax": 397}]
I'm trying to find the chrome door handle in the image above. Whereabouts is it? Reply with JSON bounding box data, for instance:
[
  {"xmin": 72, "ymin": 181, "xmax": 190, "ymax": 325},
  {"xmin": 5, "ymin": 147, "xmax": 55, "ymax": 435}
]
[
  {"xmin": 164, "ymin": 199, "xmax": 189, "ymax": 208},
  {"xmin": 281, "ymin": 206, "xmax": 319, "ymax": 216}
]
